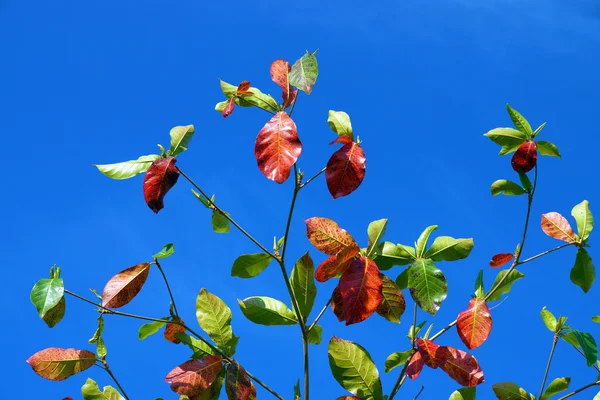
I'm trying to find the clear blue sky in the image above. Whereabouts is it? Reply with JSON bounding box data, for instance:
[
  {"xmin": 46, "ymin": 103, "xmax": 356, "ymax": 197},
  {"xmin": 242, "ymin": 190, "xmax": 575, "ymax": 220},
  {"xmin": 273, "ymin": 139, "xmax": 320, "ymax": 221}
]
[{"xmin": 3, "ymin": 0, "xmax": 600, "ymax": 398}]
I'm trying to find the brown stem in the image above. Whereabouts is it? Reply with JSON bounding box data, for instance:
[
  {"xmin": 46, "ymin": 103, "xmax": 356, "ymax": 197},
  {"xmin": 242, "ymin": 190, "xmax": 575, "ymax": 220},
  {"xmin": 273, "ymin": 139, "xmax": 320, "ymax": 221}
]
[
  {"xmin": 308, "ymin": 297, "xmax": 332, "ymax": 331},
  {"xmin": 557, "ymin": 380, "xmax": 600, "ymax": 399},
  {"xmin": 153, "ymin": 259, "xmax": 178, "ymax": 317},
  {"xmin": 100, "ymin": 359, "xmax": 130, "ymax": 400},
  {"xmin": 539, "ymin": 332, "xmax": 560, "ymax": 398}
]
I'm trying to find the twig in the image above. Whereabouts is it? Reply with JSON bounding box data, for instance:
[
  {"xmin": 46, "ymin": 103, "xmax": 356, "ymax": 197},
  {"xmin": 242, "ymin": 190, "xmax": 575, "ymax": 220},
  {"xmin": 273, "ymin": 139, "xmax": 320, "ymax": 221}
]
[
  {"xmin": 153, "ymin": 258, "xmax": 178, "ymax": 317},
  {"xmin": 414, "ymin": 386, "xmax": 425, "ymax": 399},
  {"xmin": 299, "ymin": 167, "xmax": 326, "ymax": 189},
  {"xmin": 308, "ymin": 297, "xmax": 332, "ymax": 331},
  {"xmin": 539, "ymin": 332, "xmax": 559, "ymax": 398},
  {"xmin": 101, "ymin": 359, "xmax": 130, "ymax": 400},
  {"xmin": 557, "ymin": 380, "xmax": 600, "ymax": 399},
  {"xmin": 517, "ymin": 242, "xmax": 575, "ymax": 265},
  {"xmin": 389, "ymin": 303, "xmax": 418, "ymax": 400}
]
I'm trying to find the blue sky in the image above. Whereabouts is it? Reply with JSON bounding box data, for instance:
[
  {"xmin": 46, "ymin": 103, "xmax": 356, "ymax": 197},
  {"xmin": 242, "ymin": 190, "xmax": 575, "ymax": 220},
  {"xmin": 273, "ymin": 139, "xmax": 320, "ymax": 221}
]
[{"xmin": 3, "ymin": 0, "xmax": 600, "ymax": 398}]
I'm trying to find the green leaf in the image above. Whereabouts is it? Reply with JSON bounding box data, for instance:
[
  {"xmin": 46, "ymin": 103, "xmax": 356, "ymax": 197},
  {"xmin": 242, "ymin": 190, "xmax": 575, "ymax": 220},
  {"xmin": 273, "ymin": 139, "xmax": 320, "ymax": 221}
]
[
  {"xmin": 153, "ymin": 243, "xmax": 174, "ymax": 259},
  {"xmin": 377, "ymin": 274, "xmax": 405, "ymax": 323},
  {"xmin": 191, "ymin": 189, "xmax": 212, "ymax": 208},
  {"xmin": 487, "ymin": 269, "xmax": 525, "ymax": 301},
  {"xmin": 307, "ymin": 325, "xmax": 322, "ymax": 345},
  {"xmin": 294, "ymin": 379, "xmax": 301, "ymax": 400},
  {"xmin": 374, "ymin": 242, "xmax": 415, "ymax": 270},
  {"xmin": 407, "ymin": 259, "xmax": 448, "ymax": 315},
  {"xmin": 424, "ymin": 236, "xmax": 474, "ymax": 262},
  {"xmin": 81, "ymin": 378, "xmax": 126, "ymax": 400},
  {"xmin": 532, "ymin": 122, "xmax": 547, "ymax": 137},
  {"xmin": 290, "ymin": 252, "xmax": 317, "ymax": 320},
  {"xmin": 42, "ymin": 296, "xmax": 66, "ymax": 328},
  {"xmin": 238, "ymin": 296, "xmax": 298, "ymax": 326},
  {"xmin": 536, "ymin": 141, "xmax": 561, "ymax": 158},
  {"xmin": 507, "ymin": 104, "xmax": 533, "ymax": 136},
  {"xmin": 408, "ymin": 320, "xmax": 427, "ymax": 341},
  {"xmin": 367, "ymin": 219, "xmax": 388, "ymax": 258},
  {"xmin": 328, "ymin": 336, "xmax": 383, "ymax": 400},
  {"xmin": 138, "ymin": 320, "xmax": 167, "ymax": 340},
  {"xmin": 384, "ymin": 350, "xmax": 412, "ymax": 373},
  {"xmin": 211, "ymin": 210, "xmax": 230, "ymax": 234},
  {"xmin": 449, "ymin": 387, "xmax": 476, "ymax": 400},
  {"xmin": 289, "ymin": 51, "xmax": 318, "ymax": 94},
  {"xmin": 94, "ymin": 154, "xmax": 161, "ymax": 180},
  {"xmin": 31, "ymin": 276, "xmax": 64, "ymax": 319},
  {"xmin": 169, "ymin": 125, "xmax": 195, "ymax": 157},
  {"xmin": 327, "ymin": 110, "xmax": 353, "ymax": 141},
  {"xmin": 570, "ymin": 248, "xmax": 596, "ymax": 293},
  {"xmin": 518, "ymin": 171, "xmax": 532, "ymax": 192},
  {"xmin": 571, "ymin": 329, "xmax": 598, "ymax": 366},
  {"xmin": 571, "ymin": 200, "xmax": 594, "ymax": 242},
  {"xmin": 474, "ymin": 269, "xmax": 485, "ymax": 299},
  {"xmin": 416, "ymin": 225, "xmax": 438, "ymax": 258},
  {"xmin": 175, "ymin": 333, "xmax": 215, "ymax": 359},
  {"xmin": 231, "ymin": 253, "xmax": 273, "ymax": 279},
  {"xmin": 196, "ymin": 289, "xmax": 238, "ymax": 356},
  {"xmin": 491, "ymin": 180, "xmax": 526, "ymax": 196},
  {"xmin": 540, "ymin": 377, "xmax": 570, "ymax": 400},
  {"xmin": 217, "ymin": 80, "xmax": 279, "ymax": 113},
  {"xmin": 396, "ymin": 268, "xmax": 409, "ymax": 290},
  {"xmin": 592, "ymin": 316, "xmax": 600, "ymax": 323},
  {"xmin": 96, "ymin": 337, "xmax": 107, "ymax": 359},
  {"xmin": 89, "ymin": 315, "xmax": 104, "ymax": 345},
  {"xmin": 540, "ymin": 307, "xmax": 557, "ymax": 332},
  {"xmin": 483, "ymin": 128, "xmax": 528, "ymax": 155},
  {"xmin": 492, "ymin": 382, "xmax": 533, "ymax": 400}
]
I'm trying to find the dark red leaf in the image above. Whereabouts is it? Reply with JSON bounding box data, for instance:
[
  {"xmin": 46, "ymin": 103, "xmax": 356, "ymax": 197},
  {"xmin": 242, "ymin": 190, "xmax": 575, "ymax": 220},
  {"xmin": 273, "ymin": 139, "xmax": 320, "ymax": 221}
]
[
  {"xmin": 511, "ymin": 141, "xmax": 537, "ymax": 172},
  {"xmin": 165, "ymin": 356, "xmax": 223, "ymax": 396},
  {"xmin": 226, "ymin": 360, "xmax": 255, "ymax": 400},
  {"xmin": 331, "ymin": 286, "xmax": 345, "ymax": 322},
  {"xmin": 415, "ymin": 338, "xmax": 443, "ymax": 369},
  {"xmin": 456, "ymin": 298, "xmax": 493, "ymax": 349},
  {"xmin": 26, "ymin": 348, "xmax": 96, "ymax": 381},
  {"xmin": 339, "ymin": 257, "xmax": 383, "ymax": 325},
  {"xmin": 254, "ymin": 111, "xmax": 302, "ymax": 184},
  {"xmin": 102, "ymin": 263, "xmax": 151, "ymax": 308},
  {"xmin": 222, "ymin": 97, "xmax": 235, "ymax": 118},
  {"xmin": 438, "ymin": 346, "xmax": 484, "ymax": 387},
  {"xmin": 143, "ymin": 157, "xmax": 179, "ymax": 213},
  {"xmin": 336, "ymin": 397, "xmax": 362, "ymax": 400},
  {"xmin": 305, "ymin": 217, "xmax": 359, "ymax": 256},
  {"xmin": 326, "ymin": 143, "xmax": 366, "ymax": 199},
  {"xmin": 314, "ymin": 247, "xmax": 359, "ymax": 282},
  {"xmin": 236, "ymin": 80, "xmax": 251, "ymax": 94},
  {"xmin": 164, "ymin": 320, "xmax": 186, "ymax": 344},
  {"xmin": 406, "ymin": 351, "xmax": 424, "ymax": 380},
  {"xmin": 270, "ymin": 59, "xmax": 295, "ymax": 108},
  {"xmin": 330, "ymin": 136, "xmax": 354, "ymax": 145},
  {"xmin": 63, "ymin": 397, "xmax": 73, "ymax": 400},
  {"xmin": 490, "ymin": 253, "xmax": 514, "ymax": 268}
]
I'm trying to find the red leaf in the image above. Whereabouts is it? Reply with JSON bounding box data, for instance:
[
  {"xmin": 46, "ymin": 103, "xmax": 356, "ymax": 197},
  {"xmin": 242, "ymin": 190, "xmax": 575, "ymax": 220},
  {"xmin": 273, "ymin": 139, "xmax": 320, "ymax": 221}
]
[
  {"xmin": 225, "ymin": 360, "xmax": 256, "ymax": 400},
  {"xmin": 339, "ymin": 257, "xmax": 383, "ymax": 325},
  {"xmin": 101, "ymin": 263, "xmax": 151, "ymax": 308},
  {"xmin": 26, "ymin": 348, "xmax": 96, "ymax": 381},
  {"xmin": 456, "ymin": 298, "xmax": 493, "ymax": 349},
  {"xmin": 164, "ymin": 320, "xmax": 186, "ymax": 344},
  {"xmin": 415, "ymin": 338, "xmax": 443, "ymax": 369},
  {"xmin": 326, "ymin": 143, "xmax": 366, "ymax": 199},
  {"xmin": 541, "ymin": 212, "xmax": 577, "ymax": 243},
  {"xmin": 305, "ymin": 217, "xmax": 359, "ymax": 256},
  {"xmin": 314, "ymin": 247, "xmax": 359, "ymax": 282},
  {"xmin": 63, "ymin": 398, "xmax": 73, "ymax": 400},
  {"xmin": 236, "ymin": 80, "xmax": 251, "ymax": 94},
  {"xmin": 406, "ymin": 351, "xmax": 424, "ymax": 380},
  {"xmin": 511, "ymin": 141, "xmax": 537, "ymax": 172},
  {"xmin": 143, "ymin": 157, "xmax": 180, "ymax": 213},
  {"xmin": 331, "ymin": 286, "xmax": 345, "ymax": 322},
  {"xmin": 222, "ymin": 97, "xmax": 235, "ymax": 118},
  {"xmin": 336, "ymin": 397, "xmax": 362, "ymax": 400},
  {"xmin": 270, "ymin": 59, "xmax": 295, "ymax": 108},
  {"xmin": 330, "ymin": 136, "xmax": 354, "ymax": 145},
  {"xmin": 438, "ymin": 346, "xmax": 484, "ymax": 387},
  {"xmin": 165, "ymin": 356, "xmax": 223, "ymax": 397},
  {"xmin": 490, "ymin": 253, "xmax": 514, "ymax": 268},
  {"xmin": 254, "ymin": 112, "xmax": 302, "ymax": 184}
]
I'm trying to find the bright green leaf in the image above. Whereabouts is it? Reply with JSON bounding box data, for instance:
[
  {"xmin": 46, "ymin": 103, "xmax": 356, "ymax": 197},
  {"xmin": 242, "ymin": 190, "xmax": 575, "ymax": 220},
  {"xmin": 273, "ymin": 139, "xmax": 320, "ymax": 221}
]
[
  {"xmin": 408, "ymin": 320, "xmax": 427, "ymax": 341},
  {"xmin": 407, "ymin": 259, "xmax": 448, "ymax": 315},
  {"xmin": 175, "ymin": 333, "xmax": 215, "ymax": 359},
  {"xmin": 384, "ymin": 350, "xmax": 412, "ymax": 373},
  {"xmin": 374, "ymin": 242, "xmax": 415, "ymax": 270},
  {"xmin": 138, "ymin": 320, "xmax": 167, "ymax": 340},
  {"xmin": 94, "ymin": 154, "xmax": 161, "ymax": 180},
  {"xmin": 289, "ymin": 51, "xmax": 318, "ymax": 94},
  {"xmin": 518, "ymin": 171, "xmax": 532, "ymax": 192},
  {"xmin": 592, "ymin": 316, "xmax": 600, "ymax": 323},
  {"xmin": 153, "ymin": 243, "xmax": 174, "ymax": 259},
  {"xmin": 449, "ymin": 387, "xmax": 476, "ymax": 400},
  {"xmin": 169, "ymin": 125, "xmax": 195, "ymax": 157},
  {"xmin": 474, "ymin": 269, "xmax": 485, "ymax": 299},
  {"xmin": 367, "ymin": 218, "xmax": 388, "ymax": 258},
  {"xmin": 192, "ymin": 189, "xmax": 212, "ymax": 208},
  {"xmin": 231, "ymin": 253, "xmax": 273, "ymax": 279},
  {"xmin": 238, "ymin": 296, "xmax": 298, "ymax": 326},
  {"xmin": 487, "ymin": 269, "xmax": 525, "ymax": 302},
  {"xmin": 416, "ymin": 225, "xmax": 438, "ymax": 258},
  {"xmin": 540, "ymin": 377, "xmax": 570, "ymax": 400},
  {"xmin": 491, "ymin": 180, "xmax": 526, "ymax": 196},
  {"xmin": 217, "ymin": 80, "xmax": 279, "ymax": 113},
  {"xmin": 81, "ymin": 378, "xmax": 126, "ymax": 400},
  {"xmin": 424, "ymin": 236, "xmax": 474, "ymax": 262},
  {"xmin": 540, "ymin": 307, "xmax": 557, "ymax": 332},
  {"xmin": 571, "ymin": 200, "xmax": 594, "ymax": 242},
  {"xmin": 307, "ymin": 325, "xmax": 322, "ymax": 345},
  {"xmin": 212, "ymin": 210, "xmax": 230, "ymax": 234},
  {"xmin": 31, "ymin": 276, "xmax": 64, "ymax": 319},
  {"xmin": 571, "ymin": 329, "xmax": 598, "ymax": 366},
  {"xmin": 492, "ymin": 382, "xmax": 533, "ymax": 400},
  {"xmin": 536, "ymin": 141, "xmax": 561, "ymax": 158},
  {"xmin": 483, "ymin": 128, "xmax": 528, "ymax": 155},
  {"xmin": 507, "ymin": 104, "xmax": 532, "ymax": 136},
  {"xmin": 327, "ymin": 110, "xmax": 353, "ymax": 141},
  {"xmin": 570, "ymin": 248, "xmax": 595, "ymax": 293},
  {"xmin": 196, "ymin": 289, "xmax": 238, "ymax": 356},
  {"xmin": 290, "ymin": 252, "xmax": 317, "ymax": 320}
]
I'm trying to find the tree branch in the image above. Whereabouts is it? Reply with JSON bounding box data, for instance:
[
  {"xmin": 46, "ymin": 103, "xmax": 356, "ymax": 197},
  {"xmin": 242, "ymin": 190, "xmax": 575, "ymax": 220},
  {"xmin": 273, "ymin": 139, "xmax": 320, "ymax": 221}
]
[
  {"xmin": 100, "ymin": 359, "xmax": 130, "ymax": 400},
  {"xmin": 539, "ymin": 332, "xmax": 559, "ymax": 398},
  {"xmin": 557, "ymin": 380, "xmax": 600, "ymax": 399},
  {"xmin": 153, "ymin": 258, "xmax": 178, "ymax": 317},
  {"xmin": 299, "ymin": 167, "xmax": 326, "ymax": 189}
]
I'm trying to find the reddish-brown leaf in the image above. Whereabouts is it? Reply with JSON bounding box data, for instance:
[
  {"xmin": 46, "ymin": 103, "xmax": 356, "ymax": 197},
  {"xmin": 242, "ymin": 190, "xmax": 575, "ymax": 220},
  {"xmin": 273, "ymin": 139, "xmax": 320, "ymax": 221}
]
[
  {"xmin": 236, "ymin": 80, "xmax": 251, "ymax": 94},
  {"xmin": 143, "ymin": 157, "xmax": 180, "ymax": 213},
  {"xmin": 254, "ymin": 111, "xmax": 302, "ymax": 184},
  {"xmin": 101, "ymin": 263, "xmax": 151, "ymax": 308},
  {"xmin": 406, "ymin": 351, "xmax": 424, "ymax": 380},
  {"xmin": 339, "ymin": 257, "xmax": 383, "ymax": 325},
  {"xmin": 314, "ymin": 247, "xmax": 359, "ymax": 282},
  {"xmin": 541, "ymin": 212, "xmax": 577, "ymax": 243},
  {"xmin": 305, "ymin": 217, "xmax": 359, "ymax": 256},
  {"xmin": 336, "ymin": 397, "xmax": 362, "ymax": 400},
  {"xmin": 490, "ymin": 253, "xmax": 514, "ymax": 268},
  {"xmin": 331, "ymin": 286, "xmax": 345, "ymax": 322},
  {"xmin": 456, "ymin": 298, "xmax": 493, "ymax": 350},
  {"xmin": 270, "ymin": 59, "xmax": 295, "ymax": 108},
  {"xmin": 330, "ymin": 136, "xmax": 354, "ymax": 146},
  {"xmin": 26, "ymin": 348, "xmax": 96, "ymax": 381},
  {"xmin": 222, "ymin": 97, "xmax": 235, "ymax": 118},
  {"xmin": 326, "ymin": 142, "xmax": 366, "ymax": 199},
  {"xmin": 438, "ymin": 346, "xmax": 484, "ymax": 387},
  {"xmin": 225, "ymin": 360, "xmax": 255, "ymax": 400},
  {"xmin": 165, "ymin": 356, "xmax": 223, "ymax": 397},
  {"xmin": 376, "ymin": 273, "xmax": 406, "ymax": 323},
  {"xmin": 164, "ymin": 320, "xmax": 186, "ymax": 344},
  {"xmin": 63, "ymin": 397, "xmax": 73, "ymax": 400},
  {"xmin": 511, "ymin": 141, "xmax": 537, "ymax": 172},
  {"xmin": 415, "ymin": 338, "xmax": 443, "ymax": 369}
]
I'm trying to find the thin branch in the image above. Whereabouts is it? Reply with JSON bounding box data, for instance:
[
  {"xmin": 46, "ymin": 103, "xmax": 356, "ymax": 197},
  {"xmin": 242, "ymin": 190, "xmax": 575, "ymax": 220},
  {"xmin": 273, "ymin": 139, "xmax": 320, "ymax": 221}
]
[
  {"xmin": 302, "ymin": 332, "xmax": 310, "ymax": 400},
  {"xmin": 389, "ymin": 303, "xmax": 418, "ymax": 400},
  {"xmin": 281, "ymin": 164, "xmax": 300, "ymax": 262},
  {"xmin": 101, "ymin": 359, "xmax": 130, "ymax": 400},
  {"xmin": 517, "ymin": 242, "xmax": 575, "ymax": 265},
  {"xmin": 299, "ymin": 167, "xmax": 326, "ymax": 189},
  {"xmin": 557, "ymin": 380, "xmax": 600, "ymax": 399},
  {"xmin": 177, "ymin": 167, "xmax": 277, "ymax": 259},
  {"xmin": 308, "ymin": 297, "xmax": 332, "ymax": 331},
  {"xmin": 153, "ymin": 259, "xmax": 178, "ymax": 317},
  {"xmin": 429, "ymin": 318, "xmax": 458, "ymax": 342},
  {"xmin": 288, "ymin": 92, "xmax": 299, "ymax": 117},
  {"xmin": 413, "ymin": 386, "xmax": 425, "ymax": 400},
  {"xmin": 539, "ymin": 332, "xmax": 559, "ymax": 398},
  {"xmin": 572, "ymin": 346, "xmax": 600, "ymax": 373}
]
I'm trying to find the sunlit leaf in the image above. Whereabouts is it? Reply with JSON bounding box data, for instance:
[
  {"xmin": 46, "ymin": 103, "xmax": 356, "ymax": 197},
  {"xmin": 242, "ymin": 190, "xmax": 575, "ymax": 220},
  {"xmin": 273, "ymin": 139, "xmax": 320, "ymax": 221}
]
[
  {"xmin": 438, "ymin": 346, "xmax": 484, "ymax": 387},
  {"xmin": 415, "ymin": 338, "xmax": 443, "ymax": 368},
  {"xmin": 571, "ymin": 200, "xmax": 594, "ymax": 242},
  {"xmin": 169, "ymin": 125, "xmax": 195, "ymax": 157},
  {"xmin": 416, "ymin": 225, "xmax": 438, "ymax": 258},
  {"xmin": 270, "ymin": 59, "xmax": 294, "ymax": 108},
  {"xmin": 367, "ymin": 219, "xmax": 387, "ymax": 258},
  {"xmin": 31, "ymin": 276, "xmax": 64, "ymax": 319},
  {"xmin": 339, "ymin": 257, "xmax": 383, "ymax": 325},
  {"xmin": 327, "ymin": 110, "xmax": 353, "ymax": 142},
  {"xmin": 570, "ymin": 248, "xmax": 595, "ymax": 293},
  {"xmin": 483, "ymin": 128, "xmax": 528, "ymax": 155},
  {"xmin": 81, "ymin": 378, "xmax": 126, "ymax": 400},
  {"xmin": 424, "ymin": 236, "xmax": 474, "ymax": 262},
  {"xmin": 212, "ymin": 211, "xmax": 230, "ymax": 234},
  {"xmin": 138, "ymin": 320, "xmax": 167, "ymax": 340},
  {"xmin": 290, "ymin": 252, "xmax": 317, "ymax": 320},
  {"xmin": 449, "ymin": 387, "xmax": 476, "ymax": 400},
  {"xmin": 541, "ymin": 212, "xmax": 577, "ymax": 243},
  {"xmin": 94, "ymin": 154, "xmax": 161, "ymax": 180},
  {"xmin": 408, "ymin": 259, "xmax": 448, "ymax": 315},
  {"xmin": 305, "ymin": 217, "xmax": 359, "ymax": 255},
  {"xmin": 143, "ymin": 157, "xmax": 180, "ymax": 213},
  {"xmin": 196, "ymin": 289, "xmax": 238, "ymax": 356},
  {"xmin": 406, "ymin": 351, "xmax": 424, "ymax": 380},
  {"xmin": 492, "ymin": 382, "xmax": 532, "ymax": 399},
  {"xmin": 238, "ymin": 296, "xmax": 298, "ymax": 326},
  {"xmin": 315, "ymin": 247, "xmax": 359, "ymax": 282},
  {"xmin": 231, "ymin": 253, "xmax": 273, "ymax": 279},
  {"xmin": 153, "ymin": 243, "xmax": 175, "ymax": 259},
  {"xmin": 490, "ymin": 180, "xmax": 525, "ymax": 196},
  {"xmin": 27, "ymin": 348, "xmax": 96, "ymax": 381},
  {"xmin": 540, "ymin": 377, "xmax": 570, "ymax": 400},
  {"xmin": 289, "ymin": 51, "xmax": 318, "ymax": 94},
  {"xmin": 490, "ymin": 253, "xmax": 514, "ymax": 268},
  {"xmin": 456, "ymin": 298, "xmax": 493, "ymax": 349},
  {"xmin": 384, "ymin": 350, "xmax": 412, "ymax": 373},
  {"xmin": 374, "ymin": 242, "xmax": 415, "ymax": 270},
  {"xmin": 326, "ymin": 142, "xmax": 366, "ymax": 199},
  {"xmin": 102, "ymin": 263, "xmax": 151, "ymax": 308},
  {"xmin": 540, "ymin": 307, "xmax": 557, "ymax": 332},
  {"xmin": 376, "ymin": 274, "xmax": 405, "ymax": 323},
  {"xmin": 307, "ymin": 325, "xmax": 322, "ymax": 345},
  {"xmin": 165, "ymin": 356, "xmax": 223, "ymax": 397},
  {"xmin": 217, "ymin": 80, "xmax": 279, "ymax": 113},
  {"xmin": 506, "ymin": 104, "xmax": 532, "ymax": 136},
  {"xmin": 164, "ymin": 320, "xmax": 186, "ymax": 344},
  {"xmin": 487, "ymin": 269, "xmax": 525, "ymax": 302},
  {"xmin": 536, "ymin": 141, "xmax": 561, "ymax": 158}
]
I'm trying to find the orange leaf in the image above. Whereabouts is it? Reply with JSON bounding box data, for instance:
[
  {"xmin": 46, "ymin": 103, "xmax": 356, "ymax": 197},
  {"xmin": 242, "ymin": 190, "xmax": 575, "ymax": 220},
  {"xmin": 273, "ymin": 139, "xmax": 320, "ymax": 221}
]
[
  {"xmin": 269, "ymin": 59, "xmax": 295, "ymax": 108},
  {"xmin": 102, "ymin": 263, "xmax": 151, "ymax": 308},
  {"xmin": 415, "ymin": 338, "xmax": 443, "ymax": 368},
  {"xmin": 26, "ymin": 348, "xmax": 96, "ymax": 381},
  {"xmin": 225, "ymin": 361, "xmax": 255, "ymax": 400},
  {"xmin": 336, "ymin": 397, "xmax": 361, "ymax": 400},
  {"xmin": 254, "ymin": 112, "xmax": 302, "ymax": 184},
  {"xmin": 325, "ymin": 143, "xmax": 366, "ymax": 199},
  {"xmin": 165, "ymin": 356, "xmax": 223, "ymax": 397},
  {"xmin": 236, "ymin": 80, "xmax": 251, "ymax": 94},
  {"xmin": 164, "ymin": 320, "xmax": 186, "ymax": 344},
  {"xmin": 456, "ymin": 298, "xmax": 493, "ymax": 349},
  {"xmin": 406, "ymin": 351, "xmax": 424, "ymax": 380},
  {"xmin": 541, "ymin": 212, "xmax": 577, "ymax": 243},
  {"xmin": 490, "ymin": 253, "xmax": 513, "ymax": 268},
  {"xmin": 314, "ymin": 247, "xmax": 359, "ymax": 282},
  {"xmin": 339, "ymin": 257, "xmax": 383, "ymax": 325},
  {"xmin": 438, "ymin": 346, "xmax": 484, "ymax": 387},
  {"xmin": 305, "ymin": 217, "xmax": 358, "ymax": 256}
]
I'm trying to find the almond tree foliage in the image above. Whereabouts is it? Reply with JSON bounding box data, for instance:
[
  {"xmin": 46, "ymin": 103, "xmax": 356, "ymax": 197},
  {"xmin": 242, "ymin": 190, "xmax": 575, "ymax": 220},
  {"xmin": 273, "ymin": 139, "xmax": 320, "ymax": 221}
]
[{"xmin": 28, "ymin": 52, "xmax": 599, "ymax": 400}]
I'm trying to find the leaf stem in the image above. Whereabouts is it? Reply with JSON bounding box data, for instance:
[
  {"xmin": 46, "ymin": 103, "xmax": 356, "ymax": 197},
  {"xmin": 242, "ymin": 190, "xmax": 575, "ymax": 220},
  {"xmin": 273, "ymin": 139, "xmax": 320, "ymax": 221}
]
[
  {"xmin": 177, "ymin": 167, "xmax": 277, "ymax": 259},
  {"xmin": 539, "ymin": 332, "xmax": 559, "ymax": 398},
  {"xmin": 101, "ymin": 359, "xmax": 131, "ymax": 400},
  {"xmin": 299, "ymin": 167, "xmax": 326, "ymax": 189},
  {"xmin": 153, "ymin": 258, "xmax": 178, "ymax": 317},
  {"xmin": 557, "ymin": 380, "xmax": 600, "ymax": 399},
  {"xmin": 389, "ymin": 302, "xmax": 418, "ymax": 400},
  {"xmin": 517, "ymin": 242, "xmax": 575, "ymax": 265},
  {"xmin": 308, "ymin": 297, "xmax": 332, "ymax": 331}
]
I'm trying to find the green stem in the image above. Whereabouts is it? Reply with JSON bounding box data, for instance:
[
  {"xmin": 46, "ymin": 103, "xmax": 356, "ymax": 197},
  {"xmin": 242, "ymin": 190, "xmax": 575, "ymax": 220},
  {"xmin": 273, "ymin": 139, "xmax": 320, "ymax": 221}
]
[
  {"xmin": 539, "ymin": 332, "xmax": 559, "ymax": 398},
  {"xmin": 100, "ymin": 359, "xmax": 130, "ymax": 400},
  {"xmin": 557, "ymin": 380, "xmax": 600, "ymax": 399},
  {"xmin": 308, "ymin": 297, "xmax": 332, "ymax": 331},
  {"xmin": 153, "ymin": 259, "xmax": 179, "ymax": 317},
  {"xmin": 389, "ymin": 303, "xmax": 418, "ymax": 400},
  {"xmin": 517, "ymin": 242, "xmax": 575, "ymax": 265},
  {"xmin": 299, "ymin": 167, "xmax": 326, "ymax": 189}
]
